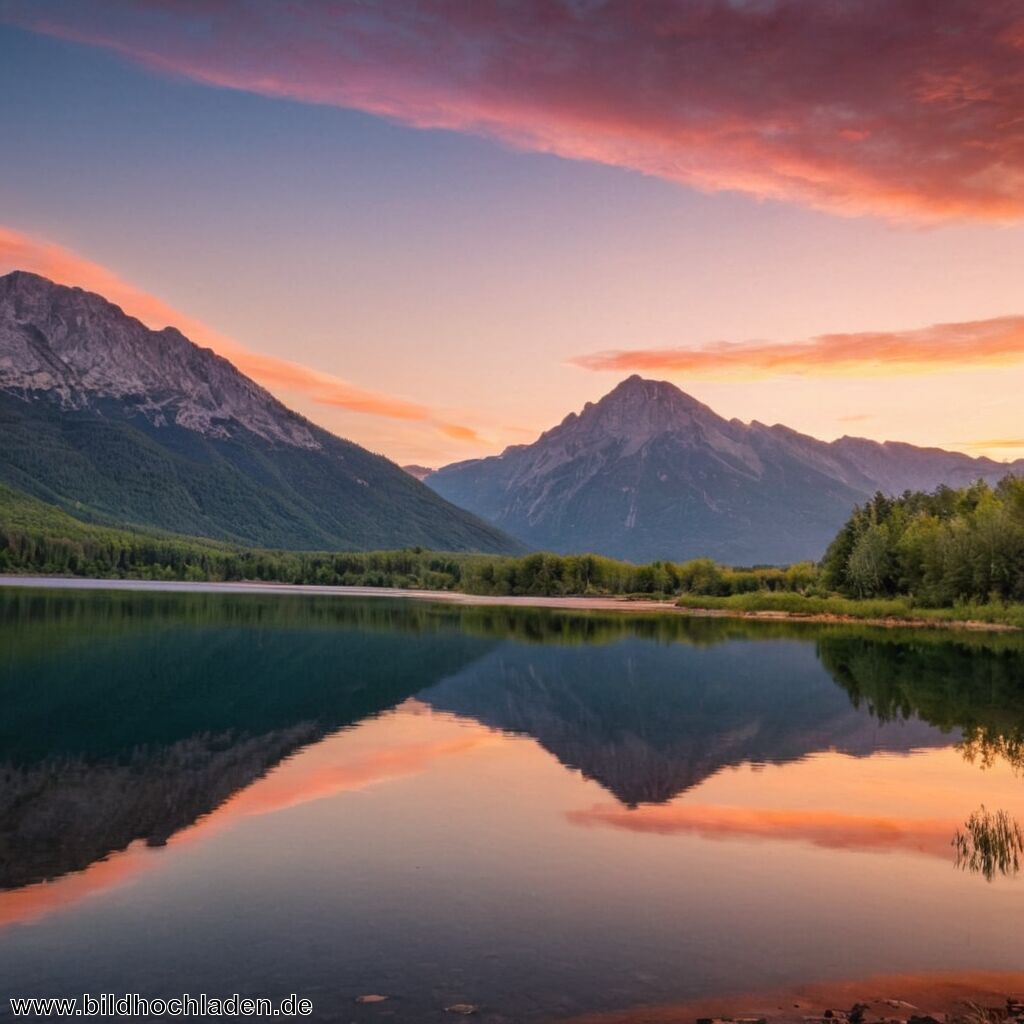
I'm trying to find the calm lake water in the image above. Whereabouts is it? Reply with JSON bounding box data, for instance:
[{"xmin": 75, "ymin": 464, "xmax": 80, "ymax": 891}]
[{"xmin": 1, "ymin": 587, "xmax": 1023, "ymax": 1021}]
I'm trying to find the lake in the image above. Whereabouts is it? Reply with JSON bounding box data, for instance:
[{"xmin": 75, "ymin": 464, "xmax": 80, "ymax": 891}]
[{"xmin": 1, "ymin": 586, "xmax": 1023, "ymax": 1022}]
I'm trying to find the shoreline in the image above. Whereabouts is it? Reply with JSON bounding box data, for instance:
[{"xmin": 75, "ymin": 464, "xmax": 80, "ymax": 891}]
[
  {"xmin": 0, "ymin": 574, "xmax": 679, "ymax": 613},
  {"xmin": 562, "ymin": 971, "xmax": 1024, "ymax": 1024},
  {"xmin": 0, "ymin": 574, "xmax": 1020, "ymax": 632},
  {"xmin": 672, "ymin": 605, "xmax": 1021, "ymax": 632}
]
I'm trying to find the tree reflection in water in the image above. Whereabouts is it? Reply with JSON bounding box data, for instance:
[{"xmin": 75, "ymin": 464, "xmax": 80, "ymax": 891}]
[{"xmin": 959, "ymin": 729, "xmax": 1024, "ymax": 775}]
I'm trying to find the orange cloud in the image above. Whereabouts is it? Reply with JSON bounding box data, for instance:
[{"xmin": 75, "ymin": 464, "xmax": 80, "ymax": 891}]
[
  {"xmin": 7, "ymin": 3, "xmax": 1024, "ymax": 220},
  {"xmin": 436, "ymin": 421, "xmax": 485, "ymax": 444},
  {"xmin": 0, "ymin": 226, "xmax": 478, "ymax": 437},
  {"xmin": 567, "ymin": 802, "xmax": 956, "ymax": 860},
  {"xmin": 208, "ymin": 733, "xmax": 492, "ymax": 822},
  {"xmin": 571, "ymin": 316, "xmax": 1024, "ymax": 380}
]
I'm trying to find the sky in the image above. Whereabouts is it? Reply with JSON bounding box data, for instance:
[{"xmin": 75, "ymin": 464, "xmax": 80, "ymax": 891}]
[{"xmin": 1, "ymin": 1, "xmax": 1024, "ymax": 466}]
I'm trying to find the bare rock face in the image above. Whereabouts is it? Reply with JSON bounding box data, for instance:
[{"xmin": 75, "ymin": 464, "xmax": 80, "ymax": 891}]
[
  {"xmin": 0, "ymin": 270, "xmax": 318, "ymax": 448},
  {"xmin": 427, "ymin": 375, "xmax": 1024, "ymax": 564}
]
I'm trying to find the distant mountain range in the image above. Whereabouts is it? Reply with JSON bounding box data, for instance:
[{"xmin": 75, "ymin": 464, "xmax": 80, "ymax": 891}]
[
  {"xmin": 0, "ymin": 271, "xmax": 518, "ymax": 553},
  {"xmin": 426, "ymin": 375, "xmax": 1024, "ymax": 564},
  {"xmin": 5, "ymin": 270, "xmax": 1018, "ymax": 566}
]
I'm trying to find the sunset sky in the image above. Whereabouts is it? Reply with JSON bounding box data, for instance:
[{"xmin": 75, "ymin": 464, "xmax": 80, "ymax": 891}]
[{"xmin": 2, "ymin": 2, "xmax": 1024, "ymax": 465}]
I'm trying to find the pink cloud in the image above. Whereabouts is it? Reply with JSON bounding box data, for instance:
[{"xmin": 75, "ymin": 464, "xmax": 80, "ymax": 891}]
[
  {"xmin": 0, "ymin": 226, "xmax": 480, "ymax": 435},
  {"xmin": 571, "ymin": 315, "xmax": 1024, "ymax": 379},
  {"xmin": 5, "ymin": 2, "xmax": 1024, "ymax": 220}
]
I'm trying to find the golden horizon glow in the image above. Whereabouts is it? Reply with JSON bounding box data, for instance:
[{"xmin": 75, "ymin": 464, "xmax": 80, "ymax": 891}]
[
  {"xmin": 0, "ymin": 226, "xmax": 490, "ymax": 449},
  {"xmin": 4, "ymin": 224, "xmax": 1024, "ymax": 465}
]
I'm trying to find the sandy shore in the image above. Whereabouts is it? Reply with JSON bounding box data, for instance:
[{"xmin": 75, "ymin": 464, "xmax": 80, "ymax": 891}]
[
  {"xmin": 0, "ymin": 575, "xmax": 1019, "ymax": 631},
  {"xmin": 0, "ymin": 574, "xmax": 680, "ymax": 613},
  {"xmin": 562, "ymin": 971, "xmax": 1024, "ymax": 1024}
]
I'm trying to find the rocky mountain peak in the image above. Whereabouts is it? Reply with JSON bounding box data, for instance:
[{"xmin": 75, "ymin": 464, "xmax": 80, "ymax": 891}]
[
  {"xmin": 597, "ymin": 374, "xmax": 712, "ymax": 416},
  {"xmin": 545, "ymin": 376, "xmax": 724, "ymax": 455},
  {"xmin": 0, "ymin": 269, "xmax": 319, "ymax": 449},
  {"xmin": 0, "ymin": 270, "xmax": 521, "ymax": 554},
  {"xmin": 426, "ymin": 375, "xmax": 1024, "ymax": 564}
]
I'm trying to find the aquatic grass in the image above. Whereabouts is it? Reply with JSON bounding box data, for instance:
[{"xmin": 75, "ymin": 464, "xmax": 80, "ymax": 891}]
[{"xmin": 953, "ymin": 806, "xmax": 1024, "ymax": 881}]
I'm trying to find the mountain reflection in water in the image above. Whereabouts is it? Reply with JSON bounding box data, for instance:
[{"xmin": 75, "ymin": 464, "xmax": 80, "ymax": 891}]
[
  {"xmin": 2, "ymin": 589, "xmax": 1024, "ymax": 1020},
  {"xmin": 3, "ymin": 591, "xmax": 1023, "ymax": 895}
]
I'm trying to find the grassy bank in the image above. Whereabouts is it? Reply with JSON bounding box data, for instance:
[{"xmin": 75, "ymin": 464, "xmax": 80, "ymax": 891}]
[{"xmin": 675, "ymin": 591, "xmax": 1024, "ymax": 629}]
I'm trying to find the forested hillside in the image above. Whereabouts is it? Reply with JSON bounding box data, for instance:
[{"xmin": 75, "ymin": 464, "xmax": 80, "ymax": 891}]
[
  {"xmin": 0, "ymin": 271, "xmax": 518, "ymax": 555},
  {"xmin": 4, "ymin": 477, "xmax": 1024, "ymax": 628}
]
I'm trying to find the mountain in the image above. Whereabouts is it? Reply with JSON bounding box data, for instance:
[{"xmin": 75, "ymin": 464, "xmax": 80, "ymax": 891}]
[
  {"xmin": 402, "ymin": 464, "xmax": 435, "ymax": 481},
  {"xmin": 426, "ymin": 375, "xmax": 1024, "ymax": 564},
  {"xmin": 0, "ymin": 271, "xmax": 518, "ymax": 553}
]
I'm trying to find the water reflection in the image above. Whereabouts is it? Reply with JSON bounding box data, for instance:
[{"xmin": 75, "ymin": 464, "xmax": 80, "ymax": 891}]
[
  {"xmin": 3, "ymin": 590, "xmax": 1024, "ymax": 900},
  {"xmin": 4, "ymin": 589, "xmax": 1024, "ymax": 1020},
  {"xmin": 567, "ymin": 801, "xmax": 956, "ymax": 859},
  {"xmin": 953, "ymin": 806, "xmax": 1024, "ymax": 881},
  {"xmin": 422, "ymin": 636, "xmax": 947, "ymax": 805},
  {"xmin": 818, "ymin": 631, "xmax": 1024, "ymax": 774},
  {"xmin": 0, "ymin": 711, "xmax": 496, "ymax": 930},
  {"xmin": 0, "ymin": 591, "xmax": 497, "ymax": 889}
]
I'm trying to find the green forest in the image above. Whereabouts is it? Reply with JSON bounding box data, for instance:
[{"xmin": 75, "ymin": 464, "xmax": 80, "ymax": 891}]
[
  {"xmin": 0, "ymin": 482, "xmax": 819, "ymax": 596},
  {"xmin": 3, "ymin": 477, "xmax": 1024, "ymax": 624},
  {"xmin": 821, "ymin": 476, "xmax": 1024, "ymax": 603}
]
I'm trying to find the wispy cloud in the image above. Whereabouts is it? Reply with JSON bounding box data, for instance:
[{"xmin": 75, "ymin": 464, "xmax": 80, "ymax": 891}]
[
  {"xmin": 571, "ymin": 315, "xmax": 1024, "ymax": 379},
  {"xmin": 6, "ymin": 2, "xmax": 1024, "ymax": 220},
  {"xmin": 0, "ymin": 226, "xmax": 481, "ymax": 438},
  {"xmin": 956, "ymin": 438, "xmax": 1024, "ymax": 450}
]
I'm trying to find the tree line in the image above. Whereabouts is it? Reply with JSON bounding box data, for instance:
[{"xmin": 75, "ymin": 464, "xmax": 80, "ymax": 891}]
[
  {"xmin": 0, "ymin": 477, "xmax": 818, "ymax": 596},
  {"xmin": 822, "ymin": 476, "xmax": 1024, "ymax": 604},
  {"xmin": 3, "ymin": 476, "xmax": 1024, "ymax": 608},
  {"xmin": 0, "ymin": 522, "xmax": 817, "ymax": 598}
]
